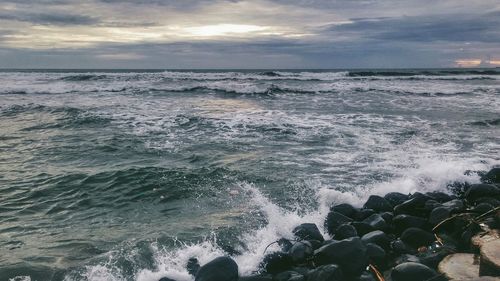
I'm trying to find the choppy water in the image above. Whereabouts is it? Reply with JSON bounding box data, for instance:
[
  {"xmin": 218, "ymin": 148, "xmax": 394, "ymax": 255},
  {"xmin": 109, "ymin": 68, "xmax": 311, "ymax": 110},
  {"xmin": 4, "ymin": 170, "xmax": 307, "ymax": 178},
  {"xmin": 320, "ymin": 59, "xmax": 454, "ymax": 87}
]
[{"xmin": 0, "ymin": 69, "xmax": 499, "ymax": 281}]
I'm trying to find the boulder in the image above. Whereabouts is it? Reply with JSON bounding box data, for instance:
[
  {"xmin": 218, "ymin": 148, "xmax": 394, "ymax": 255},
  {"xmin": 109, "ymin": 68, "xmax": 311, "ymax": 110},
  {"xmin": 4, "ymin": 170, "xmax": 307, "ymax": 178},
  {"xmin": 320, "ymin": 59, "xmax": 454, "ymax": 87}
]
[
  {"xmin": 187, "ymin": 257, "xmax": 200, "ymax": 276},
  {"xmin": 274, "ymin": 271, "xmax": 305, "ymax": 281},
  {"xmin": 380, "ymin": 212, "xmax": 394, "ymax": 224},
  {"xmin": 363, "ymin": 195, "xmax": 393, "ymax": 212},
  {"xmin": 278, "ymin": 238, "xmax": 294, "ymax": 252},
  {"xmin": 391, "ymin": 262, "xmax": 438, "ymax": 281},
  {"xmin": 314, "ymin": 237, "xmax": 368, "ymax": 276},
  {"xmin": 362, "ymin": 214, "xmax": 388, "ymax": 231},
  {"xmin": 429, "ymin": 207, "xmax": 451, "ymax": 226},
  {"xmin": 195, "ymin": 256, "xmax": 238, "ymax": 281},
  {"xmin": 384, "ymin": 192, "xmax": 410, "ymax": 207},
  {"xmin": 479, "ymin": 239, "xmax": 500, "ymax": 277},
  {"xmin": 418, "ymin": 248, "xmax": 454, "ymax": 269},
  {"xmin": 474, "ymin": 203, "xmax": 495, "ymax": 214},
  {"xmin": 324, "ymin": 211, "xmax": 352, "ymax": 236},
  {"xmin": 306, "ymin": 264, "xmax": 344, "ymax": 281},
  {"xmin": 335, "ymin": 224, "xmax": 358, "ymax": 240},
  {"xmin": 239, "ymin": 276, "xmax": 273, "ymax": 281},
  {"xmin": 442, "ymin": 199, "xmax": 465, "ymax": 212},
  {"xmin": 293, "ymin": 223, "xmax": 324, "ymax": 242},
  {"xmin": 438, "ymin": 253, "xmax": 480, "ymax": 280},
  {"xmin": 331, "ymin": 203, "xmax": 358, "ymax": 219},
  {"xmin": 357, "ymin": 271, "xmax": 377, "ymax": 281},
  {"xmin": 481, "ymin": 167, "xmax": 500, "ymax": 184},
  {"xmin": 289, "ymin": 241, "xmax": 313, "ymax": 264},
  {"xmin": 391, "ymin": 239, "xmax": 417, "ymax": 255},
  {"xmin": 471, "ymin": 230, "xmax": 500, "ymax": 251},
  {"xmin": 426, "ymin": 191, "xmax": 454, "ymax": 203},
  {"xmin": 394, "ymin": 194, "xmax": 432, "ymax": 217},
  {"xmin": 261, "ymin": 252, "xmax": 294, "ymax": 274},
  {"xmin": 352, "ymin": 221, "xmax": 375, "ymax": 236},
  {"xmin": 393, "ymin": 215, "xmax": 428, "ymax": 233},
  {"xmin": 356, "ymin": 209, "xmax": 376, "ymax": 221},
  {"xmin": 159, "ymin": 278, "xmax": 176, "ymax": 281},
  {"xmin": 465, "ymin": 184, "xmax": 500, "ymax": 202},
  {"xmin": 365, "ymin": 243, "xmax": 386, "ymax": 268},
  {"xmin": 400, "ymin": 228, "xmax": 435, "ymax": 248},
  {"xmin": 361, "ymin": 230, "xmax": 391, "ymax": 250}
]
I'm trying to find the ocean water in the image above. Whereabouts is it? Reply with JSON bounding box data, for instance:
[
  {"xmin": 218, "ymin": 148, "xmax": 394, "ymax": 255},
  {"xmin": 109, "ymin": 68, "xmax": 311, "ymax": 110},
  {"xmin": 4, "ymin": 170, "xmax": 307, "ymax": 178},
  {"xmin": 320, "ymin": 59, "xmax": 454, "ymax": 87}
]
[{"xmin": 0, "ymin": 69, "xmax": 499, "ymax": 281}]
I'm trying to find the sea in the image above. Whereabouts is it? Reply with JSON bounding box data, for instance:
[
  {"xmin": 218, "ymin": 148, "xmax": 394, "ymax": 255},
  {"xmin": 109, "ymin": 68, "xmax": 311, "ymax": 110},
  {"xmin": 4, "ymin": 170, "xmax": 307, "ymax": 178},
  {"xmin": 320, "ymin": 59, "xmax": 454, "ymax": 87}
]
[{"xmin": 0, "ymin": 69, "xmax": 499, "ymax": 281}]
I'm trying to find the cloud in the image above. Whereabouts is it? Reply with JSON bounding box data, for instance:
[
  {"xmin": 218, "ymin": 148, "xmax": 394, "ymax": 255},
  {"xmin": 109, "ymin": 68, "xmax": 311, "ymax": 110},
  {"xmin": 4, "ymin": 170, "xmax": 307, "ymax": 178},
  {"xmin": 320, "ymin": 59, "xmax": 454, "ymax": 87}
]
[{"xmin": 0, "ymin": 12, "xmax": 99, "ymax": 25}]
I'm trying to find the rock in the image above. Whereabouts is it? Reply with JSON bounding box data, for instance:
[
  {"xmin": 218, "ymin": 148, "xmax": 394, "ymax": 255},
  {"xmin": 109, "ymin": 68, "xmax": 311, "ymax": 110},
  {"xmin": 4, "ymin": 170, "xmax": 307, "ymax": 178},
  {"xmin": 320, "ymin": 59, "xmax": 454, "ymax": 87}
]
[
  {"xmin": 314, "ymin": 237, "xmax": 368, "ymax": 276},
  {"xmin": 335, "ymin": 224, "xmax": 358, "ymax": 240},
  {"xmin": 429, "ymin": 207, "xmax": 451, "ymax": 226},
  {"xmin": 159, "ymin": 278, "xmax": 176, "ymax": 281},
  {"xmin": 306, "ymin": 264, "xmax": 344, "ymax": 281},
  {"xmin": 474, "ymin": 203, "xmax": 495, "ymax": 214},
  {"xmin": 357, "ymin": 271, "xmax": 377, "ymax": 281},
  {"xmin": 394, "ymin": 254, "xmax": 421, "ymax": 265},
  {"xmin": 331, "ymin": 203, "xmax": 358, "ymax": 219},
  {"xmin": 366, "ymin": 243, "xmax": 386, "ymax": 268},
  {"xmin": 364, "ymin": 195, "xmax": 393, "ymax": 212},
  {"xmin": 239, "ymin": 275, "xmax": 273, "ymax": 281},
  {"xmin": 363, "ymin": 214, "xmax": 388, "ymax": 231},
  {"xmin": 394, "ymin": 193, "xmax": 432, "ymax": 217},
  {"xmin": 352, "ymin": 222, "xmax": 375, "ymax": 236},
  {"xmin": 293, "ymin": 223, "xmax": 324, "ymax": 242},
  {"xmin": 361, "ymin": 230, "xmax": 391, "ymax": 250},
  {"xmin": 356, "ymin": 209, "xmax": 376, "ymax": 221},
  {"xmin": 384, "ymin": 192, "xmax": 410, "ymax": 207},
  {"xmin": 424, "ymin": 200, "xmax": 442, "ymax": 212},
  {"xmin": 391, "ymin": 262, "xmax": 438, "ymax": 281},
  {"xmin": 380, "ymin": 212, "xmax": 394, "ymax": 224},
  {"xmin": 391, "ymin": 239, "xmax": 417, "ymax": 255},
  {"xmin": 442, "ymin": 199, "xmax": 465, "ymax": 212},
  {"xmin": 438, "ymin": 253, "xmax": 480, "ymax": 280},
  {"xmin": 479, "ymin": 239, "xmax": 500, "ymax": 276},
  {"xmin": 418, "ymin": 248, "xmax": 454, "ymax": 269},
  {"xmin": 261, "ymin": 252, "xmax": 294, "ymax": 274},
  {"xmin": 471, "ymin": 230, "xmax": 500, "ymax": 251},
  {"xmin": 187, "ymin": 258, "xmax": 201, "ymax": 276},
  {"xmin": 426, "ymin": 191, "xmax": 454, "ymax": 203},
  {"xmin": 481, "ymin": 167, "xmax": 500, "ymax": 184},
  {"xmin": 195, "ymin": 256, "xmax": 238, "ymax": 281},
  {"xmin": 466, "ymin": 184, "xmax": 500, "ymax": 202},
  {"xmin": 474, "ymin": 197, "xmax": 500, "ymax": 207},
  {"xmin": 307, "ymin": 239, "xmax": 323, "ymax": 250},
  {"xmin": 290, "ymin": 241, "xmax": 313, "ymax": 263},
  {"xmin": 324, "ymin": 211, "xmax": 352, "ymax": 236},
  {"xmin": 278, "ymin": 238, "xmax": 294, "ymax": 252},
  {"xmin": 400, "ymin": 228, "xmax": 435, "ymax": 248},
  {"xmin": 393, "ymin": 215, "xmax": 428, "ymax": 233},
  {"xmin": 274, "ymin": 271, "xmax": 305, "ymax": 281}
]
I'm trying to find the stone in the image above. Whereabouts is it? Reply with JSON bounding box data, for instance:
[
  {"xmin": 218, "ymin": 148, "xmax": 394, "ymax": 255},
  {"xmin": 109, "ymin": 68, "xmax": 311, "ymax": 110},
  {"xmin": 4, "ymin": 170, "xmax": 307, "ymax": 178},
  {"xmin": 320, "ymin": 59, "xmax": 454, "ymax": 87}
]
[
  {"xmin": 239, "ymin": 276, "xmax": 273, "ymax": 281},
  {"xmin": 380, "ymin": 212, "xmax": 394, "ymax": 224},
  {"xmin": 314, "ymin": 237, "xmax": 368, "ymax": 276},
  {"xmin": 394, "ymin": 254, "xmax": 420, "ymax": 265},
  {"xmin": 363, "ymin": 214, "xmax": 388, "ymax": 231},
  {"xmin": 393, "ymin": 215, "xmax": 428, "ymax": 233},
  {"xmin": 366, "ymin": 243, "xmax": 386, "ymax": 268},
  {"xmin": 293, "ymin": 223, "xmax": 324, "ymax": 242},
  {"xmin": 429, "ymin": 207, "xmax": 451, "ymax": 226},
  {"xmin": 324, "ymin": 211, "xmax": 352, "ymax": 236},
  {"xmin": 352, "ymin": 222, "xmax": 375, "ymax": 236},
  {"xmin": 418, "ymin": 248, "xmax": 454, "ymax": 269},
  {"xmin": 391, "ymin": 239, "xmax": 417, "ymax": 255},
  {"xmin": 426, "ymin": 191, "xmax": 454, "ymax": 203},
  {"xmin": 278, "ymin": 238, "xmax": 294, "ymax": 252},
  {"xmin": 363, "ymin": 195, "xmax": 393, "ymax": 212},
  {"xmin": 357, "ymin": 271, "xmax": 377, "ymax": 281},
  {"xmin": 479, "ymin": 239, "xmax": 500, "ymax": 276},
  {"xmin": 438, "ymin": 253, "xmax": 480, "ymax": 280},
  {"xmin": 401, "ymin": 228, "xmax": 435, "ymax": 248},
  {"xmin": 474, "ymin": 203, "xmax": 495, "ymax": 214},
  {"xmin": 356, "ymin": 209, "xmax": 376, "ymax": 221},
  {"xmin": 384, "ymin": 192, "xmax": 410, "ymax": 207},
  {"xmin": 289, "ymin": 241, "xmax": 313, "ymax": 264},
  {"xmin": 261, "ymin": 252, "xmax": 294, "ymax": 274},
  {"xmin": 335, "ymin": 224, "xmax": 358, "ymax": 240},
  {"xmin": 471, "ymin": 230, "xmax": 500, "ymax": 251},
  {"xmin": 466, "ymin": 184, "xmax": 500, "ymax": 202},
  {"xmin": 391, "ymin": 262, "xmax": 438, "ymax": 281},
  {"xmin": 481, "ymin": 167, "xmax": 500, "ymax": 184},
  {"xmin": 159, "ymin": 278, "xmax": 176, "ymax": 281},
  {"xmin": 307, "ymin": 239, "xmax": 323, "ymax": 250},
  {"xmin": 424, "ymin": 200, "xmax": 442, "ymax": 212},
  {"xmin": 331, "ymin": 203, "xmax": 358, "ymax": 219},
  {"xmin": 394, "ymin": 193, "xmax": 432, "ymax": 217},
  {"xmin": 361, "ymin": 230, "xmax": 391, "ymax": 250},
  {"xmin": 274, "ymin": 271, "xmax": 305, "ymax": 281},
  {"xmin": 195, "ymin": 256, "xmax": 238, "ymax": 281},
  {"xmin": 442, "ymin": 199, "xmax": 465, "ymax": 212},
  {"xmin": 187, "ymin": 257, "xmax": 201, "ymax": 276},
  {"xmin": 306, "ymin": 264, "xmax": 344, "ymax": 281}
]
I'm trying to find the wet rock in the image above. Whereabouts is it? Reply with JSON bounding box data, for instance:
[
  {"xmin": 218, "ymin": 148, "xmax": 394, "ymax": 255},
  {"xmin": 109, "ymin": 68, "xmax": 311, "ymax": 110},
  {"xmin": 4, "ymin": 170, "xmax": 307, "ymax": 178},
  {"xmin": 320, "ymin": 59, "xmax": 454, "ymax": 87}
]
[
  {"xmin": 261, "ymin": 252, "xmax": 294, "ymax": 274},
  {"xmin": 424, "ymin": 199, "xmax": 442, "ymax": 212},
  {"xmin": 363, "ymin": 214, "xmax": 388, "ymax": 231},
  {"xmin": 274, "ymin": 271, "xmax": 305, "ymax": 281},
  {"xmin": 290, "ymin": 241, "xmax": 313, "ymax": 264},
  {"xmin": 391, "ymin": 262, "xmax": 439, "ymax": 281},
  {"xmin": 418, "ymin": 248, "xmax": 454, "ymax": 269},
  {"xmin": 307, "ymin": 239, "xmax": 322, "ymax": 250},
  {"xmin": 429, "ymin": 207, "xmax": 451, "ymax": 226},
  {"xmin": 426, "ymin": 191, "xmax": 454, "ymax": 203},
  {"xmin": 394, "ymin": 254, "xmax": 420, "ymax": 265},
  {"xmin": 293, "ymin": 223, "xmax": 324, "ymax": 242},
  {"xmin": 278, "ymin": 238, "xmax": 294, "ymax": 252},
  {"xmin": 481, "ymin": 167, "xmax": 500, "ymax": 184},
  {"xmin": 331, "ymin": 203, "xmax": 358, "ymax": 219},
  {"xmin": 364, "ymin": 195, "xmax": 393, "ymax": 212},
  {"xmin": 391, "ymin": 239, "xmax": 417, "ymax": 255},
  {"xmin": 306, "ymin": 264, "xmax": 344, "ymax": 281},
  {"xmin": 356, "ymin": 209, "xmax": 376, "ymax": 221},
  {"xmin": 384, "ymin": 192, "xmax": 410, "ymax": 207},
  {"xmin": 314, "ymin": 237, "xmax": 368, "ymax": 276},
  {"xmin": 195, "ymin": 256, "xmax": 238, "ymax": 281},
  {"xmin": 187, "ymin": 257, "xmax": 200, "ymax": 276},
  {"xmin": 361, "ymin": 230, "xmax": 391, "ymax": 250},
  {"xmin": 394, "ymin": 193, "xmax": 432, "ymax": 217},
  {"xmin": 473, "ymin": 203, "xmax": 495, "ymax": 213},
  {"xmin": 474, "ymin": 197, "xmax": 500, "ymax": 207},
  {"xmin": 380, "ymin": 212, "xmax": 394, "ymax": 224},
  {"xmin": 159, "ymin": 278, "xmax": 176, "ymax": 281},
  {"xmin": 366, "ymin": 243, "xmax": 386, "ymax": 268},
  {"xmin": 352, "ymin": 221, "xmax": 375, "ymax": 236},
  {"xmin": 239, "ymin": 275, "xmax": 273, "ymax": 281},
  {"xmin": 393, "ymin": 215, "xmax": 428, "ymax": 233},
  {"xmin": 356, "ymin": 271, "xmax": 377, "ymax": 281},
  {"xmin": 442, "ymin": 199, "xmax": 465, "ymax": 212},
  {"xmin": 465, "ymin": 184, "xmax": 500, "ymax": 202},
  {"xmin": 335, "ymin": 224, "xmax": 358, "ymax": 240},
  {"xmin": 324, "ymin": 211, "xmax": 352, "ymax": 236},
  {"xmin": 400, "ymin": 228, "xmax": 435, "ymax": 248}
]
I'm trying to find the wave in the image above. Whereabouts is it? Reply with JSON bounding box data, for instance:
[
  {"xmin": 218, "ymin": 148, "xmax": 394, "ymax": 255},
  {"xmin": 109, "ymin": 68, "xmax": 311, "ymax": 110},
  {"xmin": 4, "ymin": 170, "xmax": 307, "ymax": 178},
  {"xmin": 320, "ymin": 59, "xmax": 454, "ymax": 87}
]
[
  {"xmin": 60, "ymin": 74, "xmax": 109, "ymax": 81},
  {"xmin": 348, "ymin": 69, "xmax": 500, "ymax": 77},
  {"xmin": 469, "ymin": 118, "xmax": 500, "ymax": 126}
]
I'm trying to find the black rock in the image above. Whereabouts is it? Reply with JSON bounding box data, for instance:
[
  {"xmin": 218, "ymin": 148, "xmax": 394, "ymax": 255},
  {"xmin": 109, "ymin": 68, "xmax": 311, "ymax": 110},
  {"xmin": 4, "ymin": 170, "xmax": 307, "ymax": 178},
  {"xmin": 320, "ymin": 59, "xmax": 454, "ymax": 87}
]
[
  {"xmin": 441, "ymin": 199, "xmax": 464, "ymax": 212},
  {"xmin": 465, "ymin": 184, "xmax": 500, "ymax": 201},
  {"xmin": 474, "ymin": 197, "xmax": 500, "ymax": 207},
  {"xmin": 355, "ymin": 209, "xmax": 376, "ymax": 221},
  {"xmin": 306, "ymin": 264, "xmax": 344, "ymax": 281},
  {"xmin": 278, "ymin": 238, "xmax": 294, "ymax": 252},
  {"xmin": 307, "ymin": 239, "xmax": 323, "ymax": 250},
  {"xmin": 362, "ymin": 214, "xmax": 388, "ymax": 231},
  {"xmin": 239, "ymin": 275, "xmax": 273, "ymax": 281},
  {"xmin": 352, "ymin": 221, "xmax": 375, "ymax": 236},
  {"xmin": 394, "ymin": 194, "xmax": 432, "ymax": 217},
  {"xmin": 424, "ymin": 200, "xmax": 442, "ymax": 212},
  {"xmin": 274, "ymin": 271, "xmax": 305, "ymax": 281},
  {"xmin": 393, "ymin": 254, "xmax": 420, "ymax": 265},
  {"xmin": 361, "ymin": 230, "xmax": 391, "ymax": 250},
  {"xmin": 426, "ymin": 191, "xmax": 454, "ymax": 203},
  {"xmin": 289, "ymin": 241, "xmax": 313, "ymax": 263},
  {"xmin": 331, "ymin": 203, "xmax": 358, "ymax": 219},
  {"xmin": 473, "ymin": 202, "xmax": 495, "ymax": 213},
  {"xmin": 335, "ymin": 224, "xmax": 358, "ymax": 240},
  {"xmin": 392, "ymin": 215, "xmax": 428, "ymax": 233},
  {"xmin": 380, "ymin": 212, "xmax": 394, "ymax": 224},
  {"xmin": 384, "ymin": 192, "xmax": 410, "ymax": 207},
  {"xmin": 428, "ymin": 207, "xmax": 451, "ymax": 226},
  {"xmin": 400, "ymin": 228, "xmax": 435, "ymax": 248},
  {"xmin": 195, "ymin": 256, "xmax": 238, "ymax": 281},
  {"xmin": 293, "ymin": 223, "xmax": 324, "ymax": 242},
  {"xmin": 314, "ymin": 237, "xmax": 368, "ymax": 276},
  {"xmin": 261, "ymin": 252, "xmax": 294, "ymax": 274},
  {"xmin": 365, "ymin": 243, "xmax": 386, "ymax": 268},
  {"xmin": 356, "ymin": 271, "xmax": 377, "ymax": 281},
  {"xmin": 363, "ymin": 195, "xmax": 393, "ymax": 212},
  {"xmin": 391, "ymin": 239, "xmax": 417, "ymax": 255},
  {"xmin": 159, "ymin": 278, "xmax": 176, "ymax": 281},
  {"xmin": 481, "ymin": 167, "xmax": 500, "ymax": 184},
  {"xmin": 324, "ymin": 211, "xmax": 352, "ymax": 236},
  {"xmin": 418, "ymin": 248, "xmax": 453, "ymax": 269},
  {"xmin": 187, "ymin": 257, "xmax": 200, "ymax": 276},
  {"xmin": 391, "ymin": 262, "xmax": 438, "ymax": 281}
]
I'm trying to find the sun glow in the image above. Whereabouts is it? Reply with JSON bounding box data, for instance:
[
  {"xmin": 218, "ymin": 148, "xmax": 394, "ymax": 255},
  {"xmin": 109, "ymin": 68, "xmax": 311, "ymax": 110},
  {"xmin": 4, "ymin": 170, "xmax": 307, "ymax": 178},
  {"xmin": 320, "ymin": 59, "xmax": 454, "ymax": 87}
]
[{"xmin": 181, "ymin": 24, "xmax": 268, "ymax": 37}]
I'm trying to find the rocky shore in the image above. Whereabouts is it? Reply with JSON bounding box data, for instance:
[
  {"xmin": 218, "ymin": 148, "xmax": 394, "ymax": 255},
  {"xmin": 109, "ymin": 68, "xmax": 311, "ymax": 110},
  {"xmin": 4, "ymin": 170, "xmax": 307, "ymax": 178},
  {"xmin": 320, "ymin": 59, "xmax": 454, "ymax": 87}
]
[{"xmin": 160, "ymin": 168, "xmax": 500, "ymax": 281}]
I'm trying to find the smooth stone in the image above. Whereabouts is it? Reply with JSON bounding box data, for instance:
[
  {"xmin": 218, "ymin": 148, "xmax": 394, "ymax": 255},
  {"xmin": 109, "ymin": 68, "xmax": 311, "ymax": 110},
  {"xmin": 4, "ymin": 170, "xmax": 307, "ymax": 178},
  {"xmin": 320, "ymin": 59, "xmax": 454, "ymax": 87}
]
[
  {"xmin": 356, "ymin": 271, "xmax": 377, "ymax": 281},
  {"xmin": 474, "ymin": 203, "xmax": 495, "ymax": 214},
  {"xmin": 364, "ymin": 195, "xmax": 393, "ymax": 212},
  {"xmin": 394, "ymin": 254, "xmax": 420, "ymax": 265},
  {"xmin": 278, "ymin": 238, "xmax": 294, "ymax": 252},
  {"xmin": 439, "ymin": 253, "xmax": 480, "ymax": 280},
  {"xmin": 475, "ymin": 197, "xmax": 500, "ymax": 207},
  {"xmin": 352, "ymin": 221, "xmax": 375, "ymax": 236},
  {"xmin": 442, "ymin": 199, "xmax": 465, "ymax": 212},
  {"xmin": 324, "ymin": 211, "xmax": 352, "ymax": 236},
  {"xmin": 331, "ymin": 203, "xmax": 358, "ymax": 219},
  {"xmin": 401, "ymin": 228, "xmax": 435, "ymax": 248},
  {"xmin": 466, "ymin": 184, "xmax": 500, "ymax": 202},
  {"xmin": 306, "ymin": 264, "xmax": 344, "ymax": 281},
  {"xmin": 335, "ymin": 224, "xmax": 358, "ymax": 240},
  {"xmin": 314, "ymin": 237, "xmax": 368, "ymax": 276},
  {"xmin": 366, "ymin": 243, "xmax": 386, "ymax": 268},
  {"xmin": 391, "ymin": 262, "xmax": 438, "ymax": 281},
  {"xmin": 384, "ymin": 192, "xmax": 410, "ymax": 207},
  {"xmin": 307, "ymin": 239, "xmax": 323, "ymax": 250},
  {"xmin": 380, "ymin": 212, "xmax": 394, "ymax": 224},
  {"xmin": 424, "ymin": 199, "xmax": 442, "ymax": 212},
  {"xmin": 290, "ymin": 241, "xmax": 313, "ymax": 263},
  {"xmin": 187, "ymin": 257, "xmax": 200, "ymax": 276},
  {"xmin": 363, "ymin": 214, "xmax": 388, "ymax": 231},
  {"xmin": 479, "ymin": 239, "xmax": 500, "ymax": 276},
  {"xmin": 471, "ymin": 230, "xmax": 500, "ymax": 251},
  {"xmin": 426, "ymin": 191, "xmax": 454, "ymax": 203},
  {"xmin": 195, "ymin": 256, "xmax": 238, "ymax": 281},
  {"xmin": 393, "ymin": 214, "xmax": 428, "ymax": 233},
  {"xmin": 418, "ymin": 248, "xmax": 454, "ymax": 269},
  {"xmin": 481, "ymin": 167, "xmax": 500, "ymax": 184},
  {"xmin": 394, "ymin": 194, "xmax": 432, "ymax": 217},
  {"xmin": 159, "ymin": 278, "xmax": 176, "ymax": 281},
  {"xmin": 355, "ymin": 209, "xmax": 376, "ymax": 221},
  {"xmin": 274, "ymin": 271, "xmax": 305, "ymax": 281},
  {"xmin": 239, "ymin": 275, "xmax": 273, "ymax": 281},
  {"xmin": 361, "ymin": 230, "xmax": 391, "ymax": 250},
  {"xmin": 429, "ymin": 207, "xmax": 451, "ymax": 226},
  {"xmin": 261, "ymin": 252, "xmax": 293, "ymax": 274},
  {"xmin": 391, "ymin": 238, "xmax": 417, "ymax": 255},
  {"xmin": 293, "ymin": 223, "xmax": 324, "ymax": 242}
]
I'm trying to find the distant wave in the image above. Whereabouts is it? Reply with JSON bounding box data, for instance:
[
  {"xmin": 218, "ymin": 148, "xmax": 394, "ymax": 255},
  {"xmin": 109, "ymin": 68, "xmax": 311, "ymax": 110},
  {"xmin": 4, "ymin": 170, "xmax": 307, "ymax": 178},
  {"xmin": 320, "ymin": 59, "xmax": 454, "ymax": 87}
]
[
  {"xmin": 469, "ymin": 118, "xmax": 500, "ymax": 126},
  {"xmin": 60, "ymin": 74, "xmax": 109, "ymax": 81},
  {"xmin": 348, "ymin": 69, "xmax": 500, "ymax": 77}
]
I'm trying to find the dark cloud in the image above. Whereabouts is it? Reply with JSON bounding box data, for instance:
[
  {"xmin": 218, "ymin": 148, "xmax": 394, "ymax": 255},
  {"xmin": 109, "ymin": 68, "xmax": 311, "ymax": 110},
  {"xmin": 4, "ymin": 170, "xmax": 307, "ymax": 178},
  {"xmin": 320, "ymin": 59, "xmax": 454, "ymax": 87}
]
[{"xmin": 0, "ymin": 12, "xmax": 99, "ymax": 25}]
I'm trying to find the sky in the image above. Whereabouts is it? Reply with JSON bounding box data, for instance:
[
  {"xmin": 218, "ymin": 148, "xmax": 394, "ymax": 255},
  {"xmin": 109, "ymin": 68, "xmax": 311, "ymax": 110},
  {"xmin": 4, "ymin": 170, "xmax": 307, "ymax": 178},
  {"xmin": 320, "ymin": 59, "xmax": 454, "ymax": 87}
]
[{"xmin": 0, "ymin": 0, "xmax": 499, "ymax": 69}]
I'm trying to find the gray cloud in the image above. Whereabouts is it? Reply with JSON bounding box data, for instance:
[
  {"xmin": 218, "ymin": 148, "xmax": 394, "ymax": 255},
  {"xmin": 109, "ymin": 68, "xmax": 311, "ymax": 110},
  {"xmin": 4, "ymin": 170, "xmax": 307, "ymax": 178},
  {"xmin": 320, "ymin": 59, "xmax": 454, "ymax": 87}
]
[{"xmin": 0, "ymin": 12, "xmax": 98, "ymax": 25}]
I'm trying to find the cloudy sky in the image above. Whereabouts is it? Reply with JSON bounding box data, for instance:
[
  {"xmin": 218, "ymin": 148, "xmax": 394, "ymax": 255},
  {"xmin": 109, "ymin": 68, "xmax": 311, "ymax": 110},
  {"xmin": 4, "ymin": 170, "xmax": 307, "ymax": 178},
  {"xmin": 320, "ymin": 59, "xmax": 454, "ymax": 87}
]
[{"xmin": 0, "ymin": 0, "xmax": 499, "ymax": 69}]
